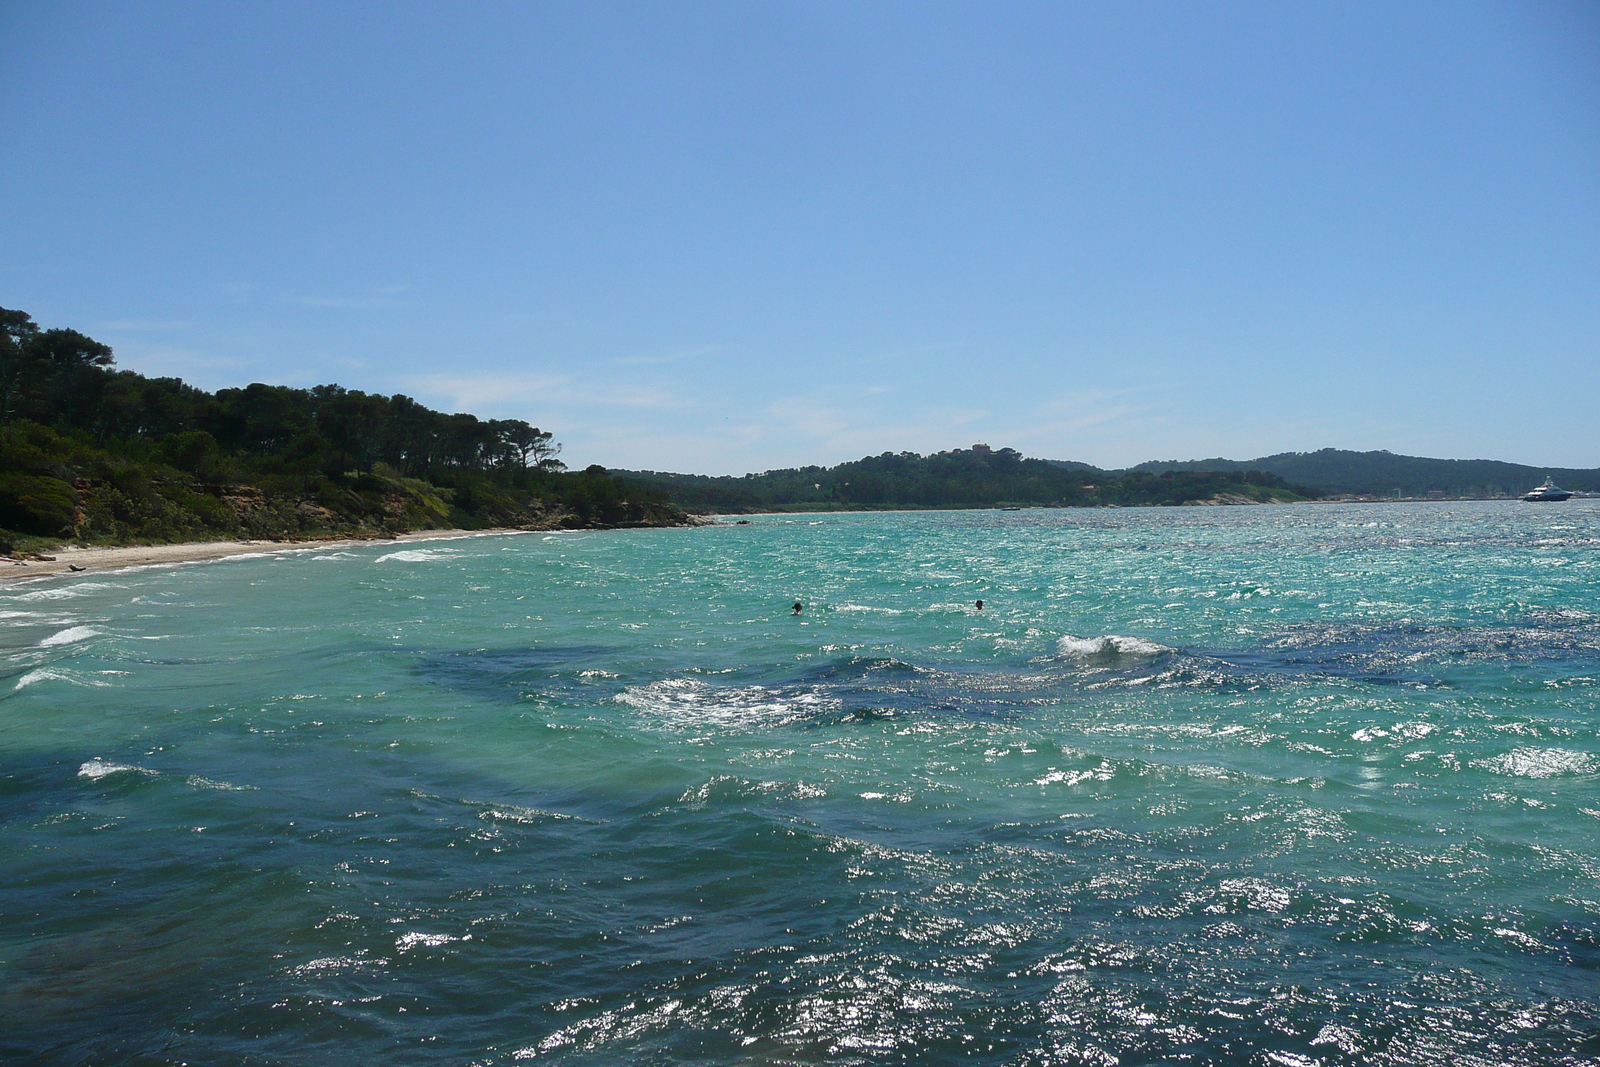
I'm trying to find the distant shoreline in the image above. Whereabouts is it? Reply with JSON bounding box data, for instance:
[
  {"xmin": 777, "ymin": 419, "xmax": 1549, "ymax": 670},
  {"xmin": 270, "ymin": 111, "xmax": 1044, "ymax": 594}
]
[
  {"xmin": 0, "ymin": 528, "xmax": 542, "ymax": 582},
  {"xmin": 693, "ymin": 495, "xmax": 1582, "ymax": 516},
  {"xmin": 7, "ymin": 495, "xmax": 1587, "ymax": 580}
]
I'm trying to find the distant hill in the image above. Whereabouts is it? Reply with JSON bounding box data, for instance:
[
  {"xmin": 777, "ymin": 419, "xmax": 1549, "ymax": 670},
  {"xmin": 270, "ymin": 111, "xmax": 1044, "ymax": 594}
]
[
  {"xmin": 617, "ymin": 445, "xmax": 1313, "ymax": 512},
  {"xmin": 1128, "ymin": 448, "xmax": 1600, "ymax": 497},
  {"xmin": 632, "ymin": 444, "xmax": 1600, "ymax": 515}
]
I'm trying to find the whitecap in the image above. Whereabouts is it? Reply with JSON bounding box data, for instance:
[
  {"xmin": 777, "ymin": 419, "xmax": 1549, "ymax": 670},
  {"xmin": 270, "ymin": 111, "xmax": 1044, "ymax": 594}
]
[
  {"xmin": 374, "ymin": 549, "xmax": 459, "ymax": 563},
  {"xmin": 78, "ymin": 758, "xmax": 157, "ymax": 781},
  {"xmin": 5, "ymin": 583, "xmax": 116, "ymax": 602},
  {"xmin": 39, "ymin": 625, "xmax": 99, "ymax": 647},
  {"xmin": 1471, "ymin": 747, "xmax": 1597, "ymax": 778},
  {"xmin": 15, "ymin": 667, "xmax": 111, "ymax": 690},
  {"xmin": 1057, "ymin": 634, "xmax": 1172, "ymax": 658},
  {"xmin": 1311, "ymin": 1023, "xmax": 1363, "ymax": 1054},
  {"xmin": 1033, "ymin": 764, "xmax": 1115, "ymax": 786},
  {"xmin": 395, "ymin": 931, "xmax": 467, "ymax": 952}
]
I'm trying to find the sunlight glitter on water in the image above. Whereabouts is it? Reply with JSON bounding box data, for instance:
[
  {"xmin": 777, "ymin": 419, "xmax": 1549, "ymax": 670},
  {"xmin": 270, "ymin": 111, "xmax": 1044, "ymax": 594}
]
[{"xmin": 1, "ymin": 502, "xmax": 1597, "ymax": 1065}]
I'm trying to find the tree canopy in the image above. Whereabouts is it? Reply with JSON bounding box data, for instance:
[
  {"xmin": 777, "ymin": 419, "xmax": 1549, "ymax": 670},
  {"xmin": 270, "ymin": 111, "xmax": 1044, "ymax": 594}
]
[{"xmin": 0, "ymin": 307, "xmax": 682, "ymax": 545}]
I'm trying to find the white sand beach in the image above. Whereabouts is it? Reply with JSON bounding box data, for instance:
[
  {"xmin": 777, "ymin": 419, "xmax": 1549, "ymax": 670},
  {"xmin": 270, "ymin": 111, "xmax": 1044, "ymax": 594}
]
[{"xmin": 0, "ymin": 529, "xmax": 537, "ymax": 581}]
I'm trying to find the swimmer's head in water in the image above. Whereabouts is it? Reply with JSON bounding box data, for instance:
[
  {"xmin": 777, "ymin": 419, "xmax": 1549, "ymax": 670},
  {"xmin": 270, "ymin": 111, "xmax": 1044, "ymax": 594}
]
[
  {"xmin": 975, "ymin": 600, "xmax": 984, "ymax": 610},
  {"xmin": 792, "ymin": 601, "xmax": 803, "ymax": 613}
]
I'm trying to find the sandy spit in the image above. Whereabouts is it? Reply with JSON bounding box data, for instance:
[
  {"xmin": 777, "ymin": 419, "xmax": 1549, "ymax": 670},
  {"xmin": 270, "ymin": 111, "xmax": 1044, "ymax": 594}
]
[{"xmin": 0, "ymin": 528, "xmax": 543, "ymax": 581}]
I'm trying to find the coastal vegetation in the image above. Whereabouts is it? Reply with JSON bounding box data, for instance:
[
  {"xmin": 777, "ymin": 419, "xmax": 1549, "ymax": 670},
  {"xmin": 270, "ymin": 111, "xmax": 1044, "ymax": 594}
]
[
  {"xmin": 620, "ymin": 445, "xmax": 1314, "ymax": 512},
  {"xmin": 0, "ymin": 307, "xmax": 685, "ymax": 550},
  {"xmin": 7, "ymin": 307, "xmax": 1579, "ymax": 549}
]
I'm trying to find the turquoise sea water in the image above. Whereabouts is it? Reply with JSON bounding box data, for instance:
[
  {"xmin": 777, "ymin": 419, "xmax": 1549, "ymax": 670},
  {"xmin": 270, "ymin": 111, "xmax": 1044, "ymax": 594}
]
[{"xmin": 2, "ymin": 502, "xmax": 1598, "ymax": 1065}]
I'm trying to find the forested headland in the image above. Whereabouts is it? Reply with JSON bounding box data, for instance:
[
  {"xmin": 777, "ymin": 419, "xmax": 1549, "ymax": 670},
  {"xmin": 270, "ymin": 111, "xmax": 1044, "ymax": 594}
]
[
  {"xmin": 0, "ymin": 308, "xmax": 686, "ymax": 551},
  {"xmin": 619, "ymin": 445, "xmax": 1315, "ymax": 512},
  {"xmin": 1134, "ymin": 449, "xmax": 1600, "ymax": 498}
]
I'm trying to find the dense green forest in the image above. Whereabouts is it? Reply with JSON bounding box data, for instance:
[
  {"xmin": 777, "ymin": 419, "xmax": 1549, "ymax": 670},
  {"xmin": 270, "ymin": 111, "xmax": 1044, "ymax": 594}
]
[
  {"xmin": 620, "ymin": 445, "xmax": 1314, "ymax": 512},
  {"xmin": 1133, "ymin": 448, "xmax": 1600, "ymax": 497},
  {"xmin": 0, "ymin": 307, "xmax": 686, "ymax": 549}
]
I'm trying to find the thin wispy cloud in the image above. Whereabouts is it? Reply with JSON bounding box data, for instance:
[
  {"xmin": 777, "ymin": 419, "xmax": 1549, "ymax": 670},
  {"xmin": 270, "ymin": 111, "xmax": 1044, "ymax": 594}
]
[
  {"xmin": 610, "ymin": 344, "xmax": 727, "ymax": 367},
  {"xmin": 295, "ymin": 295, "xmax": 405, "ymax": 310},
  {"xmin": 403, "ymin": 369, "xmax": 700, "ymax": 416},
  {"xmin": 101, "ymin": 319, "xmax": 192, "ymax": 331},
  {"xmin": 404, "ymin": 372, "xmax": 572, "ymax": 411},
  {"xmin": 115, "ymin": 346, "xmax": 246, "ymax": 372}
]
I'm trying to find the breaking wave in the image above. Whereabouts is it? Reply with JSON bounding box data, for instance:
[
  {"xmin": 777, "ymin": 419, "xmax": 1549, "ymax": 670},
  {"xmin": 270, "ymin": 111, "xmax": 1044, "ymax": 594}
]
[
  {"xmin": 1057, "ymin": 634, "xmax": 1173, "ymax": 659},
  {"xmin": 78, "ymin": 758, "xmax": 157, "ymax": 781},
  {"xmin": 375, "ymin": 548, "xmax": 459, "ymax": 563},
  {"xmin": 40, "ymin": 625, "xmax": 99, "ymax": 647}
]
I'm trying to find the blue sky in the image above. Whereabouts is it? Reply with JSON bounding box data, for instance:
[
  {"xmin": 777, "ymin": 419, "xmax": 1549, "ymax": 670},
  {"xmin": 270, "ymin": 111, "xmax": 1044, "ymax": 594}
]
[{"xmin": 2, "ymin": 1, "xmax": 1596, "ymax": 474}]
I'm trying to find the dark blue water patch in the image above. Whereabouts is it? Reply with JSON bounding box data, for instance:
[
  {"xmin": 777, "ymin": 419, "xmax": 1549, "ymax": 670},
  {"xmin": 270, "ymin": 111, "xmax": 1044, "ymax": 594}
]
[
  {"xmin": 417, "ymin": 646, "xmax": 1068, "ymax": 725},
  {"xmin": 6, "ymin": 732, "xmax": 1598, "ymax": 1065},
  {"xmin": 794, "ymin": 655, "xmax": 1059, "ymax": 724},
  {"xmin": 792, "ymin": 653, "xmax": 923, "ymax": 685},
  {"xmin": 1202, "ymin": 647, "xmax": 1448, "ymax": 688},
  {"xmin": 414, "ymin": 617, "xmax": 1600, "ymax": 734},
  {"xmin": 413, "ymin": 644, "xmax": 629, "ymax": 704},
  {"xmin": 1223, "ymin": 616, "xmax": 1600, "ymax": 689},
  {"xmin": 1061, "ymin": 615, "xmax": 1600, "ymax": 693},
  {"xmin": 1262, "ymin": 616, "xmax": 1600, "ymax": 664},
  {"xmin": 0, "ymin": 755, "xmax": 88, "ymax": 825}
]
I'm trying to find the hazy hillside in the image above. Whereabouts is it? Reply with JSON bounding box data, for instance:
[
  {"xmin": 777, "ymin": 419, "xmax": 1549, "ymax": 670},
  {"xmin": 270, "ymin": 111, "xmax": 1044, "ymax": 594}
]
[
  {"xmin": 619, "ymin": 446, "xmax": 1312, "ymax": 512},
  {"xmin": 1130, "ymin": 448, "xmax": 1600, "ymax": 496}
]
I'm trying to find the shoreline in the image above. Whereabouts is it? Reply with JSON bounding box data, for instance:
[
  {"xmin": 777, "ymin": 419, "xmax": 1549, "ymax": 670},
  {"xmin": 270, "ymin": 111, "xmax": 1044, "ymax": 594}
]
[
  {"xmin": 697, "ymin": 496, "xmax": 1564, "ymax": 517},
  {"xmin": 5, "ymin": 496, "xmax": 1578, "ymax": 579},
  {"xmin": 0, "ymin": 528, "xmax": 540, "ymax": 581}
]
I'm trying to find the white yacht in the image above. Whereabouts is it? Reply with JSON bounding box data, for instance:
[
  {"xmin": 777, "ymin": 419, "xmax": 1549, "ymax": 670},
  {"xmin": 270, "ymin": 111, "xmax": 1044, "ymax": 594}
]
[{"xmin": 1521, "ymin": 478, "xmax": 1573, "ymax": 502}]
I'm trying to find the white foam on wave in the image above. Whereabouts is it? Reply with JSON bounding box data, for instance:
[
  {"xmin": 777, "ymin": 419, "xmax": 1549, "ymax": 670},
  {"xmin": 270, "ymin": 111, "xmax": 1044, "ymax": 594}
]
[
  {"xmin": 209, "ymin": 552, "xmax": 279, "ymax": 565},
  {"xmin": 617, "ymin": 677, "xmax": 836, "ymax": 730},
  {"xmin": 1057, "ymin": 634, "xmax": 1172, "ymax": 658},
  {"xmin": 16, "ymin": 667, "xmax": 111, "ymax": 690},
  {"xmin": 78, "ymin": 758, "xmax": 157, "ymax": 781},
  {"xmin": 1472, "ymin": 747, "xmax": 1597, "ymax": 778},
  {"xmin": 4, "ymin": 582, "xmax": 116, "ymax": 602},
  {"xmin": 1033, "ymin": 763, "xmax": 1115, "ymax": 787},
  {"xmin": 374, "ymin": 548, "xmax": 459, "ymax": 563},
  {"xmin": 395, "ymin": 931, "xmax": 468, "ymax": 952},
  {"xmin": 39, "ymin": 625, "xmax": 99, "ymax": 647}
]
